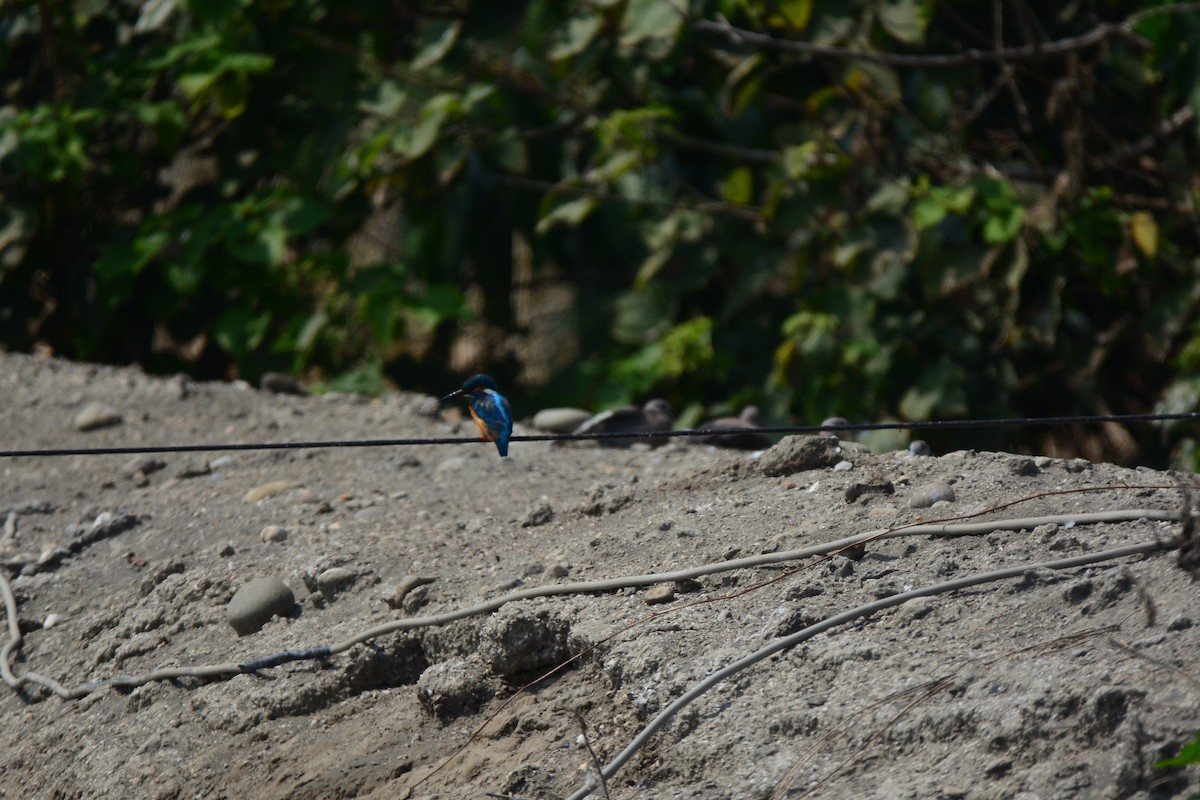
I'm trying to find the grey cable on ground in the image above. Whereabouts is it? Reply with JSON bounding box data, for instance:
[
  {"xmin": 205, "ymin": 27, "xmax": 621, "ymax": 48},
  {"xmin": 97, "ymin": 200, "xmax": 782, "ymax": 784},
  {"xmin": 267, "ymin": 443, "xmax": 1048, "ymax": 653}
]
[
  {"xmin": 562, "ymin": 538, "xmax": 1173, "ymax": 800},
  {"xmin": 0, "ymin": 509, "xmax": 1178, "ymax": 700}
]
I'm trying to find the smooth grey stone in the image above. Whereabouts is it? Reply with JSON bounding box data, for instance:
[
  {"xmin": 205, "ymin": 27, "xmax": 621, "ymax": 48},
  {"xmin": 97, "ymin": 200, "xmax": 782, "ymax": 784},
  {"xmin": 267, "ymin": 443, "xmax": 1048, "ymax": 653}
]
[
  {"xmin": 260, "ymin": 525, "xmax": 288, "ymax": 543},
  {"xmin": 908, "ymin": 481, "xmax": 956, "ymax": 508},
  {"xmin": 908, "ymin": 440, "xmax": 933, "ymax": 457},
  {"xmin": 645, "ymin": 584, "xmax": 675, "ymax": 604},
  {"xmin": 74, "ymin": 403, "xmax": 123, "ymax": 432},
  {"xmin": 316, "ymin": 567, "xmax": 357, "ymax": 598},
  {"xmin": 226, "ymin": 577, "xmax": 296, "ymax": 636},
  {"xmin": 819, "ymin": 416, "xmax": 851, "ymax": 438},
  {"xmin": 531, "ymin": 408, "xmax": 592, "ymax": 433}
]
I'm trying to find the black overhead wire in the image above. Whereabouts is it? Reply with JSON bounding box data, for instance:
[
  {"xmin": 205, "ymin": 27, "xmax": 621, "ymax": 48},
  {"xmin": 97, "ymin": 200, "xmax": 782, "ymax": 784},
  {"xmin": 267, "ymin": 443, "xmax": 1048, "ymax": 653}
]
[{"xmin": 0, "ymin": 411, "xmax": 1196, "ymax": 459}]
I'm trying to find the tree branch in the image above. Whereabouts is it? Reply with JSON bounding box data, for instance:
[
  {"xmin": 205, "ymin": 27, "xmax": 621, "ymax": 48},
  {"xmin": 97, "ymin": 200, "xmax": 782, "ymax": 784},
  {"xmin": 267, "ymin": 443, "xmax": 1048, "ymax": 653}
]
[{"xmin": 691, "ymin": 3, "xmax": 1200, "ymax": 68}]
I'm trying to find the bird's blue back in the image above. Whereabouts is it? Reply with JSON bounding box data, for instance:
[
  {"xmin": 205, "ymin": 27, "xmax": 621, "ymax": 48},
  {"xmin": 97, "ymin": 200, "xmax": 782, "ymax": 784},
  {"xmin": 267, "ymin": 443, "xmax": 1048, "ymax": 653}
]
[{"xmin": 469, "ymin": 388, "xmax": 513, "ymax": 456}]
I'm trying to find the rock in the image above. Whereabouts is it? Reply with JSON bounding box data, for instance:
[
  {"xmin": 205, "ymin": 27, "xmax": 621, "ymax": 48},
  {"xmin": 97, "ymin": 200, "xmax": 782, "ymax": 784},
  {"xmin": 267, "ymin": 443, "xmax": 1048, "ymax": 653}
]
[
  {"xmin": 645, "ymin": 584, "xmax": 675, "ymax": 605},
  {"xmin": 691, "ymin": 406, "xmax": 772, "ymax": 450},
  {"xmin": 908, "ymin": 440, "xmax": 933, "ymax": 457},
  {"xmin": 832, "ymin": 460, "xmax": 853, "ymax": 472},
  {"xmin": 259, "ymin": 372, "xmax": 308, "ymax": 395},
  {"xmin": 544, "ymin": 563, "xmax": 569, "ymax": 579},
  {"xmin": 908, "ymin": 481, "xmax": 955, "ymax": 508},
  {"xmin": 74, "ymin": 403, "xmax": 123, "ymax": 432},
  {"xmin": 174, "ymin": 458, "xmax": 211, "ymax": 479},
  {"xmin": 572, "ymin": 399, "xmax": 674, "ymax": 448},
  {"xmin": 123, "ymin": 456, "xmax": 166, "ymax": 478},
  {"xmin": 259, "ymin": 525, "xmax": 288, "ymax": 543},
  {"xmin": 819, "ymin": 417, "xmax": 851, "ymax": 438},
  {"xmin": 416, "ymin": 658, "xmax": 493, "ymax": 718},
  {"xmin": 1007, "ymin": 456, "xmax": 1038, "ymax": 476},
  {"xmin": 1062, "ymin": 578, "xmax": 1093, "ymax": 604},
  {"xmin": 758, "ymin": 436, "xmax": 845, "ymax": 476},
  {"xmin": 226, "ymin": 577, "xmax": 296, "ymax": 636},
  {"xmin": 1167, "ymin": 615, "xmax": 1193, "ymax": 631},
  {"xmin": 217, "ymin": 543, "xmax": 236, "ymax": 557},
  {"xmin": 477, "ymin": 607, "xmax": 572, "ymax": 677},
  {"xmin": 316, "ymin": 567, "xmax": 357, "ymax": 598},
  {"xmin": 242, "ymin": 481, "xmax": 293, "ymax": 503},
  {"xmin": 845, "ymin": 480, "xmax": 895, "ymax": 503},
  {"xmin": 531, "ymin": 408, "xmax": 592, "ymax": 433},
  {"xmin": 521, "ymin": 501, "xmax": 554, "ymax": 528}
]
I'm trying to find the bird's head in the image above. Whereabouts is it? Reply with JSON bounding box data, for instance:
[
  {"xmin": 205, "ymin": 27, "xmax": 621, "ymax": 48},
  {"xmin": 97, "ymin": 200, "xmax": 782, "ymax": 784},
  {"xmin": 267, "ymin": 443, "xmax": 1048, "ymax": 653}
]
[{"xmin": 439, "ymin": 374, "xmax": 498, "ymax": 402}]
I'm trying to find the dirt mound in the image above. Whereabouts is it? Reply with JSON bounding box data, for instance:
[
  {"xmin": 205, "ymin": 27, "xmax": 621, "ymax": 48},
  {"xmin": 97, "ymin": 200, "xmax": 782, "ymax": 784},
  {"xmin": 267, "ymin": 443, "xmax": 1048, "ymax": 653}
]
[{"xmin": 0, "ymin": 353, "xmax": 1197, "ymax": 799}]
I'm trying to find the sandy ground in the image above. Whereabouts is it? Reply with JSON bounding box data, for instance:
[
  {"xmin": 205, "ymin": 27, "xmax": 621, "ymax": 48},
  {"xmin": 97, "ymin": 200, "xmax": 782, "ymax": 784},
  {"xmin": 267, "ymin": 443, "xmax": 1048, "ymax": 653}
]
[{"xmin": 0, "ymin": 351, "xmax": 1198, "ymax": 800}]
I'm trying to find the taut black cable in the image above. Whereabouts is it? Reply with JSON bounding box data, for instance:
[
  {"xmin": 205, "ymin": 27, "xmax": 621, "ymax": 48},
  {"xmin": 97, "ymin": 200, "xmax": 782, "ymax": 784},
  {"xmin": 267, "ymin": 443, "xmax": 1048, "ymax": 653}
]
[{"xmin": 0, "ymin": 410, "xmax": 1196, "ymax": 459}]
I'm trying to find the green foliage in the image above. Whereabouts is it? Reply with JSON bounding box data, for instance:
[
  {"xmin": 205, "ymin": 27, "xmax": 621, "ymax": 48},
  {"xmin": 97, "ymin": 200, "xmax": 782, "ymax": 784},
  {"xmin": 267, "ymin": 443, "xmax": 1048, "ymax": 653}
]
[
  {"xmin": 1156, "ymin": 731, "xmax": 1200, "ymax": 799},
  {"xmin": 1157, "ymin": 732, "xmax": 1200, "ymax": 769},
  {"xmin": 3, "ymin": 0, "xmax": 1200, "ymax": 463}
]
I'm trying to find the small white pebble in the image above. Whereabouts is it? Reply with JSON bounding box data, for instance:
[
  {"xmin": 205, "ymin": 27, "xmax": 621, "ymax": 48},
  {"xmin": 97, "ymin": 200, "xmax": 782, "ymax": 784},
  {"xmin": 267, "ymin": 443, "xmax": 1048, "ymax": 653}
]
[
  {"xmin": 833, "ymin": 460, "xmax": 853, "ymax": 472},
  {"xmin": 43, "ymin": 613, "xmax": 64, "ymax": 629},
  {"xmin": 807, "ymin": 481, "xmax": 821, "ymax": 493}
]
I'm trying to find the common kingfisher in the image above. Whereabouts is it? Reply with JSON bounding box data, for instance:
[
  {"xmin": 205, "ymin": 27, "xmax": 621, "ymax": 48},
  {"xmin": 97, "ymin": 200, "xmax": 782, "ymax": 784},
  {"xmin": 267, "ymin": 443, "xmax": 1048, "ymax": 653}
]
[{"xmin": 439, "ymin": 374, "xmax": 514, "ymax": 457}]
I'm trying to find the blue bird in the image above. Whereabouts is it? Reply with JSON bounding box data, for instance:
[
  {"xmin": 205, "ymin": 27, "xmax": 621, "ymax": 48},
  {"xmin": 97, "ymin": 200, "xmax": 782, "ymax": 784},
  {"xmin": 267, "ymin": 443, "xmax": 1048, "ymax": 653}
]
[{"xmin": 439, "ymin": 374, "xmax": 514, "ymax": 457}]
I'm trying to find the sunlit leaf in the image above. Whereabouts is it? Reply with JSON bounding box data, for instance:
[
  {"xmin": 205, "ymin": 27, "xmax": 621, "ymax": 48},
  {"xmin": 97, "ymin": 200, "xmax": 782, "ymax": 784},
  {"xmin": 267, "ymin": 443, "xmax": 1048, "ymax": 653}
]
[
  {"xmin": 877, "ymin": 0, "xmax": 933, "ymax": 45},
  {"xmin": 911, "ymin": 197, "xmax": 947, "ymax": 230},
  {"xmin": 982, "ymin": 203, "xmax": 1024, "ymax": 244},
  {"xmin": 620, "ymin": 0, "xmax": 685, "ymax": 58},
  {"xmin": 768, "ymin": 0, "xmax": 814, "ymax": 30},
  {"xmin": 719, "ymin": 167, "xmax": 754, "ymax": 204},
  {"xmin": 411, "ymin": 20, "xmax": 462, "ymax": 70},
  {"xmin": 1130, "ymin": 211, "xmax": 1158, "ymax": 260},
  {"xmin": 535, "ymin": 194, "xmax": 598, "ymax": 234},
  {"xmin": 549, "ymin": 12, "xmax": 603, "ymax": 60},
  {"xmin": 1155, "ymin": 732, "xmax": 1200, "ymax": 769}
]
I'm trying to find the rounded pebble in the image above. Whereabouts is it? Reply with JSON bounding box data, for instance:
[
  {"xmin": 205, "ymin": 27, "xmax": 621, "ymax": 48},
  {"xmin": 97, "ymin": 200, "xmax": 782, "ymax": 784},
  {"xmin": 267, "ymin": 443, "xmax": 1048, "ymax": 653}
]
[
  {"xmin": 645, "ymin": 584, "xmax": 675, "ymax": 605},
  {"xmin": 544, "ymin": 563, "xmax": 569, "ymax": 579},
  {"xmin": 43, "ymin": 613, "xmax": 64, "ymax": 629},
  {"xmin": 908, "ymin": 481, "xmax": 956, "ymax": 509},
  {"xmin": 74, "ymin": 403, "xmax": 123, "ymax": 432},
  {"xmin": 819, "ymin": 417, "xmax": 850, "ymax": 438},
  {"xmin": 908, "ymin": 440, "xmax": 932, "ymax": 457},
  {"xmin": 260, "ymin": 525, "xmax": 288, "ymax": 543},
  {"xmin": 531, "ymin": 408, "xmax": 592, "ymax": 433},
  {"xmin": 226, "ymin": 577, "xmax": 296, "ymax": 636},
  {"xmin": 242, "ymin": 480, "xmax": 293, "ymax": 503},
  {"xmin": 832, "ymin": 460, "xmax": 853, "ymax": 472},
  {"xmin": 317, "ymin": 567, "xmax": 357, "ymax": 598}
]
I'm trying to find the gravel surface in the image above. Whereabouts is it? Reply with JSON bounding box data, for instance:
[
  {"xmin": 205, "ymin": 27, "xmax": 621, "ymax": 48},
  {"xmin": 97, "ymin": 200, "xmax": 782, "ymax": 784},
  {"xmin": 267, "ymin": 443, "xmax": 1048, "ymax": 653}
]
[{"xmin": 1, "ymin": 352, "xmax": 1197, "ymax": 799}]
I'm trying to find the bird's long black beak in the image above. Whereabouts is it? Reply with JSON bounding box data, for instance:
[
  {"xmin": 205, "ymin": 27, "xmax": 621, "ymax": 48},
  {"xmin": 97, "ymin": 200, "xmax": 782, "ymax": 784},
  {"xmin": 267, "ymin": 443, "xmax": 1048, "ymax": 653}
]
[{"xmin": 439, "ymin": 389, "xmax": 465, "ymax": 403}]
